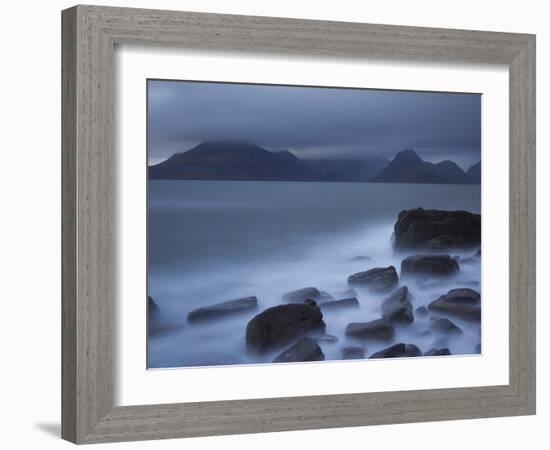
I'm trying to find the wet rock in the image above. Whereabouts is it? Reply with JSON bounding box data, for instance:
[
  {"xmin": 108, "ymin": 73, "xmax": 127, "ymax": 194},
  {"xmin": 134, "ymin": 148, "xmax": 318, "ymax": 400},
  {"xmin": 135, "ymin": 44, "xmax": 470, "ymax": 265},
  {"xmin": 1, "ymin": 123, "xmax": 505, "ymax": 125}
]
[
  {"xmin": 336, "ymin": 288, "xmax": 357, "ymax": 298},
  {"xmin": 401, "ymin": 254, "xmax": 459, "ymax": 279},
  {"xmin": 187, "ymin": 296, "xmax": 258, "ymax": 322},
  {"xmin": 428, "ymin": 288, "xmax": 481, "ymax": 321},
  {"xmin": 424, "ymin": 347, "xmax": 451, "ymax": 356},
  {"xmin": 347, "ymin": 266, "xmax": 398, "ymax": 292},
  {"xmin": 282, "ymin": 287, "xmax": 333, "ymax": 303},
  {"xmin": 345, "ymin": 319, "xmax": 394, "ymax": 340},
  {"xmin": 415, "ymin": 306, "xmax": 428, "ymax": 317},
  {"xmin": 273, "ymin": 337, "xmax": 325, "ymax": 363},
  {"xmin": 381, "ymin": 286, "xmax": 414, "ymax": 324},
  {"xmin": 342, "ymin": 346, "xmax": 365, "ymax": 359},
  {"xmin": 246, "ymin": 302, "xmax": 325, "ymax": 351},
  {"xmin": 393, "ymin": 208, "xmax": 481, "ymax": 252},
  {"xmin": 316, "ymin": 334, "xmax": 339, "ymax": 344},
  {"xmin": 370, "ymin": 343, "xmax": 422, "ymax": 359},
  {"xmin": 430, "ymin": 317, "xmax": 463, "ymax": 334},
  {"xmin": 320, "ymin": 297, "xmax": 359, "ymax": 311}
]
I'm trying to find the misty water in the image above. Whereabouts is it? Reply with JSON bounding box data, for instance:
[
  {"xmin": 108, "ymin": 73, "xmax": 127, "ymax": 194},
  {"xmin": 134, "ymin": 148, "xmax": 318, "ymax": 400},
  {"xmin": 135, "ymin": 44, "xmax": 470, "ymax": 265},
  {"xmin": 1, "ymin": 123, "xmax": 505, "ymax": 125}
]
[{"xmin": 147, "ymin": 180, "xmax": 481, "ymax": 369}]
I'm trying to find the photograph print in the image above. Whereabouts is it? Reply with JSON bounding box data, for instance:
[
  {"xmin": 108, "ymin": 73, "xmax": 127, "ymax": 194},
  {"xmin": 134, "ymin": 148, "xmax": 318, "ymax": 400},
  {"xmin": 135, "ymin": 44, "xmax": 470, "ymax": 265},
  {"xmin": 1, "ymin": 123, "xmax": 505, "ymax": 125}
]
[{"xmin": 147, "ymin": 80, "xmax": 482, "ymax": 369}]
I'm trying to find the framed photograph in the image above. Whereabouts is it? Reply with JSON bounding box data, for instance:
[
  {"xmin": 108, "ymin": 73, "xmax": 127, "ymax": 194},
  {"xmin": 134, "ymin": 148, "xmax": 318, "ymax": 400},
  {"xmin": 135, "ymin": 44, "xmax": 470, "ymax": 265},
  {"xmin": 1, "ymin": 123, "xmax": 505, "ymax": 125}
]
[{"xmin": 62, "ymin": 5, "xmax": 536, "ymax": 444}]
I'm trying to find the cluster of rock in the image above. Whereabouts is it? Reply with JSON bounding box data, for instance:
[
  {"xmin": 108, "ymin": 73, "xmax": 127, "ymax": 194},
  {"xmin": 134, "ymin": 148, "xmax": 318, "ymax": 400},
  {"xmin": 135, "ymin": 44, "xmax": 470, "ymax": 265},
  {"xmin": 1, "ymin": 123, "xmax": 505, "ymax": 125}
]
[{"xmin": 152, "ymin": 208, "xmax": 482, "ymax": 364}]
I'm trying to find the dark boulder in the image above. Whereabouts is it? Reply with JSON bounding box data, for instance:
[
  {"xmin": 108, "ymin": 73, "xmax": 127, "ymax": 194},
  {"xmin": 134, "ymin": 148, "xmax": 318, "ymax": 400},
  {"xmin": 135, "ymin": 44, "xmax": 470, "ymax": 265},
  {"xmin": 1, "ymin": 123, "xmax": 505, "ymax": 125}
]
[
  {"xmin": 424, "ymin": 347, "xmax": 451, "ymax": 356},
  {"xmin": 428, "ymin": 288, "xmax": 481, "ymax": 321},
  {"xmin": 345, "ymin": 319, "xmax": 394, "ymax": 341},
  {"xmin": 273, "ymin": 337, "xmax": 325, "ymax": 363},
  {"xmin": 342, "ymin": 346, "xmax": 365, "ymax": 359},
  {"xmin": 393, "ymin": 208, "xmax": 481, "ymax": 252},
  {"xmin": 246, "ymin": 302, "xmax": 325, "ymax": 351},
  {"xmin": 430, "ymin": 317, "xmax": 463, "ymax": 334},
  {"xmin": 282, "ymin": 287, "xmax": 332, "ymax": 303},
  {"xmin": 320, "ymin": 297, "xmax": 359, "ymax": 311},
  {"xmin": 187, "ymin": 296, "xmax": 258, "ymax": 322},
  {"xmin": 401, "ymin": 254, "xmax": 459, "ymax": 279},
  {"xmin": 347, "ymin": 266, "xmax": 398, "ymax": 292},
  {"xmin": 381, "ymin": 286, "xmax": 414, "ymax": 324},
  {"xmin": 370, "ymin": 343, "xmax": 422, "ymax": 359}
]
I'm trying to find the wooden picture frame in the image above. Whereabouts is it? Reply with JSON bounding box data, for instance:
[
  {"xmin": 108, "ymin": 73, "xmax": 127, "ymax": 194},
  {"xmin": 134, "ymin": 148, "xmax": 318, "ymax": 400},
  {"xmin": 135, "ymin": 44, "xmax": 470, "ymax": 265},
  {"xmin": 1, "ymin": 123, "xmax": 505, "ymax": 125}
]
[{"xmin": 61, "ymin": 5, "xmax": 536, "ymax": 444}]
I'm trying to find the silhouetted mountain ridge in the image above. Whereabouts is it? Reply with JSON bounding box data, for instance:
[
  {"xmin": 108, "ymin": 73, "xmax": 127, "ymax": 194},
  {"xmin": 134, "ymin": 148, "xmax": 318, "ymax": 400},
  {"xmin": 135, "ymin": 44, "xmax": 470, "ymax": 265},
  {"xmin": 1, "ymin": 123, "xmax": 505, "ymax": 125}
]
[{"xmin": 149, "ymin": 142, "xmax": 480, "ymax": 184}]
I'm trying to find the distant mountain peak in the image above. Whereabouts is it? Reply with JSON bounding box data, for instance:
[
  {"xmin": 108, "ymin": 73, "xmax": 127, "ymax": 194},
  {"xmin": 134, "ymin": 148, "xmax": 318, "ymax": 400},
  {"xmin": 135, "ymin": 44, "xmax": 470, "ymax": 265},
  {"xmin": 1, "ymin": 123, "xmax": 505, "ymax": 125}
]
[
  {"xmin": 393, "ymin": 148, "xmax": 423, "ymax": 162},
  {"xmin": 373, "ymin": 148, "xmax": 474, "ymax": 185}
]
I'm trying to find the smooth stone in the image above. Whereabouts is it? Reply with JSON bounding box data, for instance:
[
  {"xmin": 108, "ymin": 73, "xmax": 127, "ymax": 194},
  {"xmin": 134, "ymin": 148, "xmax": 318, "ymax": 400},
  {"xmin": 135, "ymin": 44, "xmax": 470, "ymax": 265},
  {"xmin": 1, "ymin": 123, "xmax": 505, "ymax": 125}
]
[
  {"xmin": 430, "ymin": 317, "xmax": 463, "ymax": 334},
  {"xmin": 320, "ymin": 297, "xmax": 359, "ymax": 311},
  {"xmin": 428, "ymin": 288, "xmax": 481, "ymax": 321},
  {"xmin": 345, "ymin": 319, "xmax": 394, "ymax": 341},
  {"xmin": 273, "ymin": 337, "xmax": 325, "ymax": 363},
  {"xmin": 347, "ymin": 266, "xmax": 399, "ymax": 293},
  {"xmin": 393, "ymin": 208, "xmax": 481, "ymax": 252},
  {"xmin": 282, "ymin": 287, "xmax": 329, "ymax": 302},
  {"xmin": 424, "ymin": 347, "xmax": 452, "ymax": 356},
  {"xmin": 187, "ymin": 296, "xmax": 258, "ymax": 322},
  {"xmin": 246, "ymin": 302, "xmax": 325, "ymax": 351},
  {"xmin": 342, "ymin": 346, "xmax": 365, "ymax": 359},
  {"xmin": 381, "ymin": 286, "xmax": 414, "ymax": 324},
  {"xmin": 370, "ymin": 343, "xmax": 422, "ymax": 359},
  {"xmin": 401, "ymin": 254, "xmax": 459, "ymax": 279}
]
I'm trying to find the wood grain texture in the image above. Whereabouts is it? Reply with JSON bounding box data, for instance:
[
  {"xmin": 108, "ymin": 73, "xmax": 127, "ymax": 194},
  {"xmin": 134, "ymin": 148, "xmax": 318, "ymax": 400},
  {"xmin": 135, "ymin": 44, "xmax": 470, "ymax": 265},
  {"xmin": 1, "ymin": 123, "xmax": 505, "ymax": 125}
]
[{"xmin": 61, "ymin": 4, "xmax": 536, "ymax": 444}]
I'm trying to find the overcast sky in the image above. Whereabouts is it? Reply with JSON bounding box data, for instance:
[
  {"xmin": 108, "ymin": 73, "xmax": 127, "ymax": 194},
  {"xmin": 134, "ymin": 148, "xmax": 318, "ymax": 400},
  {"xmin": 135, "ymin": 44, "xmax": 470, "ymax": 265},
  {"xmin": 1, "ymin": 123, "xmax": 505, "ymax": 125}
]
[{"xmin": 148, "ymin": 79, "xmax": 481, "ymax": 170}]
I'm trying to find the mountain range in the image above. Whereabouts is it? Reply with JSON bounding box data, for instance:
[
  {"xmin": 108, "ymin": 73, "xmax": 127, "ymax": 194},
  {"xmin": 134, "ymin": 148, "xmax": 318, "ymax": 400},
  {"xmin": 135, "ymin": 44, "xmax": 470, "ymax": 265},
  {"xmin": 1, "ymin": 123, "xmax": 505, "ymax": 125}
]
[{"xmin": 149, "ymin": 141, "xmax": 480, "ymax": 184}]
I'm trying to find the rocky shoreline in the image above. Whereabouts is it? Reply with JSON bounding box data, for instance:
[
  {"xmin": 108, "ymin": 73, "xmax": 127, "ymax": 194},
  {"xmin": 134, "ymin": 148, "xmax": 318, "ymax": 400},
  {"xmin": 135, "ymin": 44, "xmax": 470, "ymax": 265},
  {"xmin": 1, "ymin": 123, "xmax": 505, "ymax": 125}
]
[{"xmin": 149, "ymin": 208, "xmax": 482, "ymax": 365}]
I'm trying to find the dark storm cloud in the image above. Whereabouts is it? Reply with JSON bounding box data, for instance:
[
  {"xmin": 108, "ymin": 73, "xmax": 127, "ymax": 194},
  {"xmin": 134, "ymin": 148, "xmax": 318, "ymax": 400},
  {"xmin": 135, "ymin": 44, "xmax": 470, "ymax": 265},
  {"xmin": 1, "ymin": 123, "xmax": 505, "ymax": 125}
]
[{"xmin": 148, "ymin": 80, "xmax": 481, "ymax": 169}]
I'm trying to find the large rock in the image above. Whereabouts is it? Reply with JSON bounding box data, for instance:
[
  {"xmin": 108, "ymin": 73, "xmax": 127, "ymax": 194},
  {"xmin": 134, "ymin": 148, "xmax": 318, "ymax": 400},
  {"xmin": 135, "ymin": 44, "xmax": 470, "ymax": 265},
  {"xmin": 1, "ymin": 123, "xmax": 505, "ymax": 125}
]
[
  {"xmin": 393, "ymin": 208, "xmax": 481, "ymax": 252},
  {"xmin": 347, "ymin": 266, "xmax": 398, "ymax": 292},
  {"xmin": 381, "ymin": 286, "xmax": 414, "ymax": 324},
  {"xmin": 281, "ymin": 287, "xmax": 333, "ymax": 303},
  {"xmin": 342, "ymin": 346, "xmax": 365, "ymax": 360},
  {"xmin": 345, "ymin": 319, "xmax": 394, "ymax": 340},
  {"xmin": 273, "ymin": 337, "xmax": 325, "ymax": 363},
  {"xmin": 428, "ymin": 288, "xmax": 481, "ymax": 321},
  {"xmin": 430, "ymin": 317, "xmax": 463, "ymax": 334},
  {"xmin": 187, "ymin": 296, "xmax": 258, "ymax": 322},
  {"xmin": 370, "ymin": 343, "xmax": 422, "ymax": 359},
  {"xmin": 320, "ymin": 297, "xmax": 359, "ymax": 311},
  {"xmin": 401, "ymin": 254, "xmax": 459, "ymax": 279},
  {"xmin": 246, "ymin": 302, "xmax": 325, "ymax": 351}
]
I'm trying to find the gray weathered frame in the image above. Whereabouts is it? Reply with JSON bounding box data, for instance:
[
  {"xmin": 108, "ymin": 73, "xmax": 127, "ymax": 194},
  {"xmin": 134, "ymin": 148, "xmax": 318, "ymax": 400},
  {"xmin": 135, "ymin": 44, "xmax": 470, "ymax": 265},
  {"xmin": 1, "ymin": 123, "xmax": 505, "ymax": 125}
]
[{"xmin": 61, "ymin": 5, "xmax": 536, "ymax": 444}]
